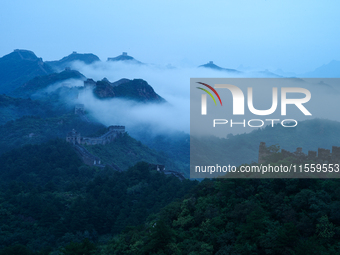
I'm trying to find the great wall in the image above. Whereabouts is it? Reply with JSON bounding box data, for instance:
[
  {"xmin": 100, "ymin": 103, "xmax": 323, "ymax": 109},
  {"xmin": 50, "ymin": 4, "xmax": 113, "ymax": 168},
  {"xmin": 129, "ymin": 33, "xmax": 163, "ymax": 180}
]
[
  {"xmin": 259, "ymin": 142, "xmax": 340, "ymax": 164},
  {"xmin": 66, "ymin": 126, "xmax": 125, "ymax": 145},
  {"xmin": 67, "ymin": 103, "xmax": 185, "ymax": 179},
  {"xmin": 66, "ymin": 126, "xmax": 125, "ymax": 168}
]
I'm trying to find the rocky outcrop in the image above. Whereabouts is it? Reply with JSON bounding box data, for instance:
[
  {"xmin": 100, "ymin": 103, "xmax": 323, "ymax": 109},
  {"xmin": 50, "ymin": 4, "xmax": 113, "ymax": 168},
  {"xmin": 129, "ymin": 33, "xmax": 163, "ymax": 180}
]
[{"xmin": 92, "ymin": 78, "xmax": 165, "ymax": 103}]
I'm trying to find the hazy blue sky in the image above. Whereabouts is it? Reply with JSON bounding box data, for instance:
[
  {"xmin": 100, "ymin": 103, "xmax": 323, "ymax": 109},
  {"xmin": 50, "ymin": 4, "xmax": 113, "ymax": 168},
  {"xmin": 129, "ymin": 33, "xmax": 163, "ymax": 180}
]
[{"xmin": 1, "ymin": 0, "xmax": 339, "ymax": 73}]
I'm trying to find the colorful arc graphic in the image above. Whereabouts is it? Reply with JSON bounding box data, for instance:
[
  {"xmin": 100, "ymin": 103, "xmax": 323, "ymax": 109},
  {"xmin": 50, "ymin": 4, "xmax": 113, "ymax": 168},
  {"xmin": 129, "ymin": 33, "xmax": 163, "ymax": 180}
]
[
  {"xmin": 196, "ymin": 82, "xmax": 223, "ymax": 106},
  {"xmin": 196, "ymin": 87, "xmax": 217, "ymax": 105}
]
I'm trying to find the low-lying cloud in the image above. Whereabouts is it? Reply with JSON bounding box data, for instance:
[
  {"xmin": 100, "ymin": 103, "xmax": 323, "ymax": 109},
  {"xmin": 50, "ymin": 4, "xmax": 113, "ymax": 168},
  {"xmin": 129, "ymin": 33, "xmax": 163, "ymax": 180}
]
[
  {"xmin": 63, "ymin": 61, "xmax": 340, "ymax": 137},
  {"xmin": 70, "ymin": 61, "xmax": 243, "ymax": 135}
]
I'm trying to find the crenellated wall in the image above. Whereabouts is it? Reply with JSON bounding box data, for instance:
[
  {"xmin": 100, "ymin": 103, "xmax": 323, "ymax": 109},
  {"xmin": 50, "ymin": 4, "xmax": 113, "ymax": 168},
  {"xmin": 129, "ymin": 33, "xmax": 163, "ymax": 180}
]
[
  {"xmin": 258, "ymin": 142, "xmax": 340, "ymax": 164},
  {"xmin": 66, "ymin": 125, "xmax": 125, "ymax": 146}
]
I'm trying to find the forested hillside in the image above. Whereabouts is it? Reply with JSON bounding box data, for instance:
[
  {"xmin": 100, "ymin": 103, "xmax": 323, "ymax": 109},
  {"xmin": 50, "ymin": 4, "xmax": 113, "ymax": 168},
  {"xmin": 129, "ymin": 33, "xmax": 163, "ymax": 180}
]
[
  {"xmin": 0, "ymin": 47, "xmax": 340, "ymax": 255},
  {"xmin": 0, "ymin": 139, "xmax": 197, "ymax": 254},
  {"xmin": 0, "ymin": 114, "xmax": 104, "ymax": 155},
  {"xmin": 104, "ymin": 153, "xmax": 340, "ymax": 255}
]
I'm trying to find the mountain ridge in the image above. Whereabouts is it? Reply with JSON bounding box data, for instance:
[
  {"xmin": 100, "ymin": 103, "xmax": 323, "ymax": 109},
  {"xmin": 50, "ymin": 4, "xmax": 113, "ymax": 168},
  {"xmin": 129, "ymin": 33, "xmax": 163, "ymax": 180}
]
[
  {"xmin": 93, "ymin": 78, "xmax": 166, "ymax": 102},
  {"xmin": 12, "ymin": 68, "xmax": 86, "ymax": 98},
  {"xmin": 0, "ymin": 49, "xmax": 53, "ymax": 93},
  {"xmin": 107, "ymin": 52, "xmax": 143, "ymax": 64},
  {"xmin": 46, "ymin": 51, "xmax": 100, "ymax": 71}
]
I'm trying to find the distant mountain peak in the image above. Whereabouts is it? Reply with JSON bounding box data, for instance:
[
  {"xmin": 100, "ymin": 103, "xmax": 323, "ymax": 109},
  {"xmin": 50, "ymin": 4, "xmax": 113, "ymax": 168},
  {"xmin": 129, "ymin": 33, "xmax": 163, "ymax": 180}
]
[
  {"xmin": 199, "ymin": 61, "xmax": 220, "ymax": 69},
  {"xmin": 199, "ymin": 61, "xmax": 241, "ymax": 73},
  {"xmin": 13, "ymin": 49, "xmax": 39, "ymax": 61},
  {"xmin": 46, "ymin": 52, "xmax": 100, "ymax": 71},
  {"xmin": 0, "ymin": 49, "xmax": 53, "ymax": 93},
  {"xmin": 304, "ymin": 59, "xmax": 340, "ymax": 78},
  {"xmin": 258, "ymin": 69, "xmax": 282, "ymax": 78},
  {"xmin": 107, "ymin": 52, "xmax": 143, "ymax": 64}
]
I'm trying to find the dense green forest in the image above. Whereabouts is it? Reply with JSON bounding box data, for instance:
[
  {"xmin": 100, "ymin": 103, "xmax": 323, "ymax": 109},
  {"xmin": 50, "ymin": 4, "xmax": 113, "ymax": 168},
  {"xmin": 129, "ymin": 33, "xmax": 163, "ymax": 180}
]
[
  {"xmin": 107, "ymin": 178, "xmax": 340, "ymax": 255},
  {"xmin": 1, "ymin": 140, "xmax": 340, "ymax": 254},
  {"xmin": 0, "ymin": 139, "xmax": 196, "ymax": 254},
  {"xmin": 101, "ymin": 151, "xmax": 340, "ymax": 255},
  {"xmin": 2, "ymin": 114, "xmax": 340, "ymax": 254}
]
